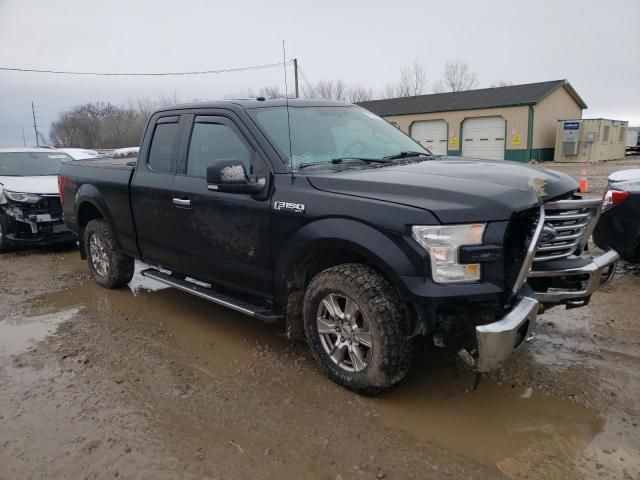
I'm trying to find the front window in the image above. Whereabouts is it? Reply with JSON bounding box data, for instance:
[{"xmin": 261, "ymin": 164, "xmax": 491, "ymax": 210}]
[
  {"xmin": 249, "ymin": 105, "xmax": 429, "ymax": 169},
  {"xmin": 0, "ymin": 151, "xmax": 72, "ymax": 176}
]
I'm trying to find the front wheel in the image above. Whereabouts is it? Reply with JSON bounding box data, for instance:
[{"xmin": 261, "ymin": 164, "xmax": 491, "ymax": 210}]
[
  {"xmin": 303, "ymin": 264, "xmax": 413, "ymax": 394},
  {"xmin": 84, "ymin": 219, "xmax": 134, "ymax": 289}
]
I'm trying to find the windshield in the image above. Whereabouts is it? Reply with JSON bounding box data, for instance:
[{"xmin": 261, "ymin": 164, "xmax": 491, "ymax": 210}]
[
  {"xmin": 0, "ymin": 152, "xmax": 72, "ymax": 176},
  {"xmin": 249, "ymin": 105, "xmax": 430, "ymax": 169}
]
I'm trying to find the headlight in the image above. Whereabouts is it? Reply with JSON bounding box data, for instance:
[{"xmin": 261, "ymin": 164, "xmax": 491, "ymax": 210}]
[
  {"xmin": 3, "ymin": 191, "xmax": 42, "ymax": 204},
  {"xmin": 412, "ymin": 223, "xmax": 486, "ymax": 283}
]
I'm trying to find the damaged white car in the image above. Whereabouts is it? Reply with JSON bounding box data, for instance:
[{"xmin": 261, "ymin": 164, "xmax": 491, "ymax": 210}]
[{"xmin": 0, "ymin": 148, "xmax": 77, "ymax": 252}]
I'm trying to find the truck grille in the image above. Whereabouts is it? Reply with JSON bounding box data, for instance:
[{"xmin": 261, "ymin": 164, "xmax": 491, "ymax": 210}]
[{"xmin": 534, "ymin": 199, "xmax": 601, "ymax": 262}]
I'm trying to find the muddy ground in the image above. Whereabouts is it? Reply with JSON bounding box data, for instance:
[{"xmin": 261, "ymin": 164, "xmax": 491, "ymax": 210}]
[{"xmin": 1, "ymin": 160, "xmax": 639, "ymax": 480}]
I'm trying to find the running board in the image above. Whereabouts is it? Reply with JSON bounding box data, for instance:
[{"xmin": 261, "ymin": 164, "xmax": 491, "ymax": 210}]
[{"xmin": 140, "ymin": 268, "xmax": 284, "ymax": 323}]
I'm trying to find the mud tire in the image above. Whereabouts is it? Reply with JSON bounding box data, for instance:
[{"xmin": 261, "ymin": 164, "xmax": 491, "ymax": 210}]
[
  {"xmin": 303, "ymin": 263, "xmax": 413, "ymax": 394},
  {"xmin": 84, "ymin": 219, "xmax": 134, "ymax": 289}
]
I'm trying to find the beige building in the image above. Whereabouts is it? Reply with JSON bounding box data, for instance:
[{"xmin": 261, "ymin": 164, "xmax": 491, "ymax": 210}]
[
  {"xmin": 554, "ymin": 118, "xmax": 628, "ymax": 162},
  {"xmin": 358, "ymin": 80, "xmax": 586, "ymax": 162}
]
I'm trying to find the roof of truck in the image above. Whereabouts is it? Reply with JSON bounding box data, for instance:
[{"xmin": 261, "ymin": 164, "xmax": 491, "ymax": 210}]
[{"xmin": 155, "ymin": 98, "xmax": 351, "ymax": 113}]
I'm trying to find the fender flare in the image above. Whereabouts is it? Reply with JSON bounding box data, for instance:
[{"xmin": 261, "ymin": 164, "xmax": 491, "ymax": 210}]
[
  {"xmin": 74, "ymin": 184, "xmax": 122, "ymax": 251},
  {"xmin": 274, "ymin": 217, "xmax": 423, "ymax": 302}
]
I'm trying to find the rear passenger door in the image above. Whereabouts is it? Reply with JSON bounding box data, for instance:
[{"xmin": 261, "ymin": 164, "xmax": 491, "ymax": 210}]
[
  {"xmin": 171, "ymin": 114, "xmax": 273, "ymax": 301},
  {"xmin": 131, "ymin": 115, "xmax": 183, "ymax": 270}
]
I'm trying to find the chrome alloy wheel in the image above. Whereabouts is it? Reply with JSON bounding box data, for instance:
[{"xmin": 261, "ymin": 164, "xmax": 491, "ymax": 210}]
[
  {"xmin": 317, "ymin": 293, "xmax": 373, "ymax": 373},
  {"xmin": 89, "ymin": 233, "xmax": 109, "ymax": 277}
]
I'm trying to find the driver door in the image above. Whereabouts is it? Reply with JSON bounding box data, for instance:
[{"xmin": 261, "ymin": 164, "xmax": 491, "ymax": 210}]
[{"xmin": 171, "ymin": 115, "xmax": 273, "ymax": 301}]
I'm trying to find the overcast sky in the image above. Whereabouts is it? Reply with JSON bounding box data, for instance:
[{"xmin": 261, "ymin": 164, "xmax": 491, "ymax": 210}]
[{"xmin": 1, "ymin": 0, "xmax": 638, "ymax": 146}]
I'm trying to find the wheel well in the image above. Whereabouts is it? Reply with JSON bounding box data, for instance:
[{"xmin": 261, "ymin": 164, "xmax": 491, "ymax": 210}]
[
  {"xmin": 77, "ymin": 202, "xmax": 103, "ymax": 259},
  {"xmin": 284, "ymin": 247, "xmax": 413, "ymax": 340},
  {"xmin": 78, "ymin": 202, "xmax": 103, "ymax": 227}
]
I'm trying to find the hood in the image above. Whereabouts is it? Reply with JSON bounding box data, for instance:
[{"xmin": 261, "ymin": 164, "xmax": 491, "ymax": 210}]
[
  {"xmin": 306, "ymin": 157, "xmax": 577, "ymax": 223},
  {"xmin": 0, "ymin": 175, "xmax": 60, "ymax": 196}
]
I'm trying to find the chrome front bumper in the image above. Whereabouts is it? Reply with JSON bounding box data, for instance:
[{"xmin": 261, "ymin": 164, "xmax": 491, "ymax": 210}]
[
  {"xmin": 527, "ymin": 249, "xmax": 619, "ymax": 304},
  {"xmin": 473, "ymin": 250, "xmax": 618, "ymax": 373},
  {"xmin": 475, "ymin": 296, "xmax": 539, "ymax": 372}
]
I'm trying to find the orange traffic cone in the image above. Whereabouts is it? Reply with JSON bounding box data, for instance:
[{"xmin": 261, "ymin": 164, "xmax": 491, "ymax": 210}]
[{"xmin": 579, "ymin": 168, "xmax": 589, "ymax": 193}]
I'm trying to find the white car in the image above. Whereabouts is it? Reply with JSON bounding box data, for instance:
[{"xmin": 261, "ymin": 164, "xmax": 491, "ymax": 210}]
[
  {"xmin": 58, "ymin": 148, "xmax": 101, "ymax": 160},
  {"xmin": 0, "ymin": 147, "xmax": 77, "ymax": 251}
]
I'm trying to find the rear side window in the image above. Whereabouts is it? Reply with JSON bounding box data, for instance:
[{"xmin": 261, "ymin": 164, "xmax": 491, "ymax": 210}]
[
  {"xmin": 186, "ymin": 122, "xmax": 252, "ymax": 178},
  {"xmin": 148, "ymin": 122, "xmax": 179, "ymax": 173}
]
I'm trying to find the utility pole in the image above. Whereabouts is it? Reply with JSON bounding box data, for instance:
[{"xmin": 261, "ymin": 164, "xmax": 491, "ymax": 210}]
[
  {"xmin": 31, "ymin": 101, "xmax": 39, "ymax": 146},
  {"xmin": 293, "ymin": 58, "xmax": 299, "ymax": 98},
  {"xmin": 21, "ymin": 127, "xmax": 26, "ymax": 146}
]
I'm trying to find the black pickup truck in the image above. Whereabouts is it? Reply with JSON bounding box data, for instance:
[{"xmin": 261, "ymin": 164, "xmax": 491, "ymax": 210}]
[{"xmin": 59, "ymin": 99, "xmax": 618, "ymax": 393}]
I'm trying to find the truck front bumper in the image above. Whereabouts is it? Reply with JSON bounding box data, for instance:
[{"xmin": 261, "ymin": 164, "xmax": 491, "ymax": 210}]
[
  {"xmin": 472, "ymin": 249, "xmax": 619, "ymax": 372},
  {"xmin": 527, "ymin": 249, "xmax": 619, "ymax": 306},
  {"xmin": 475, "ymin": 296, "xmax": 539, "ymax": 372}
]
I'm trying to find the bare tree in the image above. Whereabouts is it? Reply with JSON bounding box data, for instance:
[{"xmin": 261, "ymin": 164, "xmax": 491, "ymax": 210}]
[
  {"xmin": 304, "ymin": 79, "xmax": 349, "ymax": 101},
  {"xmin": 259, "ymin": 85, "xmax": 285, "ymax": 98},
  {"xmin": 490, "ymin": 80, "xmax": 514, "ymax": 88},
  {"xmin": 398, "ymin": 60, "xmax": 428, "ymax": 97},
  {"xmin": 347, "ymin": 85, "xmax": 374, "ymax": 103},
  {"xmin": 382, "ymin": 82, "xmax": 399, "ymax": 98},
  {"xmin": 50, "ymin": 96, "xmax": 186, "ymax": 148},
  {"xmin": 433, "ymin": 59, "xmax": 479, "ymax": 93},
  {"xmin": 380, "ymin": 60, "xmax": 428, "ymax": 98}
]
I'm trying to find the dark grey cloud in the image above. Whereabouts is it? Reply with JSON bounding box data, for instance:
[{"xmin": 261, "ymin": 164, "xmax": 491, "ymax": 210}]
[{"xmin": 1, "ymin": 0, "xmax": 638, "ymax": 146}]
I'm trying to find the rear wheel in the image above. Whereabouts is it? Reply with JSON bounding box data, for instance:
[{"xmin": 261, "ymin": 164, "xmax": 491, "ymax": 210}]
[
  {"xmin": 303, "ymin": 264, "xmax": 413, "ymax": 394},
  {"xmin": 84, "ymin": 219, "xmax": 134, "ymax": 288}
]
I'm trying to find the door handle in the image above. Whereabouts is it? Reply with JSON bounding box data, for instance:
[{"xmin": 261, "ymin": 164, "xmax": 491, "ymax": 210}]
[{"xmin": 172, "ymin": 198, "xmax": 191, "ymax": 207}]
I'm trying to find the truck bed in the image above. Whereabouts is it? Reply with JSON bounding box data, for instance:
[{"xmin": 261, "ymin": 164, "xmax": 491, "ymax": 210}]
[{"xmin": 60, "ymin": 158, "xmax": 138, "ymax": 257}]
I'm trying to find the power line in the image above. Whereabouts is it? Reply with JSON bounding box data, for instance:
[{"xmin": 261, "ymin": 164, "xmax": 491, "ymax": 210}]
[
  {"xmin": 296, "ymin": 66, "xmax": 314, "ymax": 93},
  {"xmin": 0, "ymin": 61, "xmax": 292, "ymax": 77}
]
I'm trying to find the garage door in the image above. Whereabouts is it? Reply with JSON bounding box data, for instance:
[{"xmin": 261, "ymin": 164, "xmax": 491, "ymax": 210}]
[
  {"xmin": 461, "ymin": 117, "xmax": 506, "ymax": 160},
  {"xmin": 410, "ymin": 120, "xmax": 448, "ymax": 155}
]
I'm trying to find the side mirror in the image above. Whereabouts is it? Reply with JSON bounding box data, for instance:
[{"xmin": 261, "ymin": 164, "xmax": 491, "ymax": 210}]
[{"xmin": 206, "ymin": 160, "xmax": 266, "ymax": 195}]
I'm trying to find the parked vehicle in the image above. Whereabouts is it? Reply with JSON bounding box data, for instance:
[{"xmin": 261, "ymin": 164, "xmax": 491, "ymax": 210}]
[
  {"xmin": 594, "ymin": 169, "xmax": 640, "ymax": 263},
  {"xmin": 59, "ymin": 99, "xmax": 618, "ymax": 393},
  {"xmin": 0, "ymin": 148, "xmax": 77, "ymax": 251},
  {"xmin": 58, "ymin": 148, "xmax": 101, "ymax": 160},
  {"xmin": 112, "ymin": 147, "xmax": 139, "ymax": 159}
]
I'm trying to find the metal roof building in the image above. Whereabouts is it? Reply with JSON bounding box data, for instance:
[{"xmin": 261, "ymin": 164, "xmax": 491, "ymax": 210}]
[{"xmin": 358, "ymin": 80, "xmax": 588, "ymax": 162}]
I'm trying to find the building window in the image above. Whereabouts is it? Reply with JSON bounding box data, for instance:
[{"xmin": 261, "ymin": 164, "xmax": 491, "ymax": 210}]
[
  {"xmin": 619, "ymin": 127, "xmax": 626, "ymax": 142},
  {"xmin": 601, "ymin": 125, "xmax": 610, "ymax": 143}
]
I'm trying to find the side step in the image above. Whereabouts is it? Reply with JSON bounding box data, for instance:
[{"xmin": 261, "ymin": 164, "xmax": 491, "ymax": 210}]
[{"xmin": 140, "ymin": 268, "xmax": 284, "ymax": 323}]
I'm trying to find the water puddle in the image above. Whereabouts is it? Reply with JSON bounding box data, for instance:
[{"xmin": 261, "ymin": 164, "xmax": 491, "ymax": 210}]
[
  {"xmin": 374, "ymin": 354, "xmax": 603, "ymax": 478},
  {"xmin": 33, "ymin": 265, "xmax": 288, "ymax": 376},
  {"xmin": 0, "ymin": 305, "xmax": 82, "ymax": 357}
]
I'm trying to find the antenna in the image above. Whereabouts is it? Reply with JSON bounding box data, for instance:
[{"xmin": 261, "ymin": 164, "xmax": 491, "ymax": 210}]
[{"xmin": 282, "ymin": 40, "xmax": 294, "ymax": 181}]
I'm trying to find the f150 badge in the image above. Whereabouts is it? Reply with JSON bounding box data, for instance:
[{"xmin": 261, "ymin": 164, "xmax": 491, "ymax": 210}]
[{"xmin": 274, "ymin": 201, "xmax": 305, "ymax": 214}]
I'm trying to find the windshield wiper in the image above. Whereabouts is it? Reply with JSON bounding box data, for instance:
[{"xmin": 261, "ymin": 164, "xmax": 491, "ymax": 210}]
[
  {"xmin": 298, "ymin": 157, "xmax": 391, "ymax": 169},
  {"xmin": 382, "ymin": 151, "xmax": 433, "ymax": 161}
]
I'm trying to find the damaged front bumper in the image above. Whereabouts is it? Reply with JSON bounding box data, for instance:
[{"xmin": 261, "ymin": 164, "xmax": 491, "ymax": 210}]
[
  {"xmin": 472, "ymin": 296, "xmax": 539, "ymax": 372},
  {"xmin": 470, "ymin": 249, "xmax": 618, "ymax": 372},
  {"xmin": 1, "ymin": 201, "xmax": 77, "ymax": 246},
  {"xmin": 527, "ymin": 249, "xmax": 618, "ymax": 307}
]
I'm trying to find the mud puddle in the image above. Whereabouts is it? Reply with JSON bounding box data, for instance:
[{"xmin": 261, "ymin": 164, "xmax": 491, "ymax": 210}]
[
  {"xmin": 373, "ymin": 354, "xmax": 603, "ymax": 478},
  {"xmin": 0, "ymin": 305, "xmax": 82, "ymax": 357},
  {"xmin": 30, "ymin": 266, "xmax": 288, "ymax": 377}
]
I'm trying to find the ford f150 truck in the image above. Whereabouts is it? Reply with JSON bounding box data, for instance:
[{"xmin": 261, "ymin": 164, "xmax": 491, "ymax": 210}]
[{"xmin": 59, "ymin": 99, "xmax": 618, "ymax": 393}]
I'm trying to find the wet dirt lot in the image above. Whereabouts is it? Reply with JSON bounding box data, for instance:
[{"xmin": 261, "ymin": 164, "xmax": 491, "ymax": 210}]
[{"xmin": 1, "ymin": 160, "xmax": 639, "ymax": 480}]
